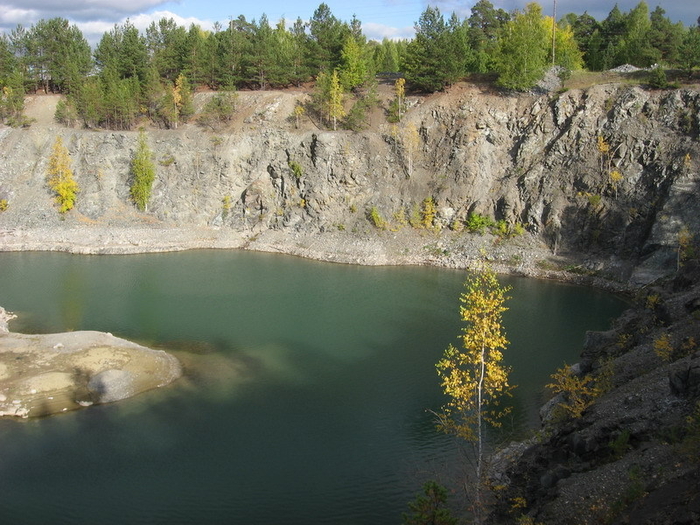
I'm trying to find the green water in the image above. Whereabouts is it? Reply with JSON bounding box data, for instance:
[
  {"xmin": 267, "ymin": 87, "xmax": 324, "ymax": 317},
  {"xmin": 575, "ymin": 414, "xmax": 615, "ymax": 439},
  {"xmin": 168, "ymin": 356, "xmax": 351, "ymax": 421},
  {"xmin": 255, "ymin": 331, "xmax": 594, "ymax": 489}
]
[{"xmin": 0, "ymin": 251, "xmax": 626, "ymax": 524}]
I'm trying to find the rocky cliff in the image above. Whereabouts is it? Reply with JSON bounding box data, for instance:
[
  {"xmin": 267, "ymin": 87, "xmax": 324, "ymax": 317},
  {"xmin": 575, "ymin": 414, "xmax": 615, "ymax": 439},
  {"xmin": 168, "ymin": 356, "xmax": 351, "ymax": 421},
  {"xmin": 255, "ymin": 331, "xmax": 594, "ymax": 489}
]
[{"xmin": 0, "ymin": 82, "xmax": 698, "ymax": 287}]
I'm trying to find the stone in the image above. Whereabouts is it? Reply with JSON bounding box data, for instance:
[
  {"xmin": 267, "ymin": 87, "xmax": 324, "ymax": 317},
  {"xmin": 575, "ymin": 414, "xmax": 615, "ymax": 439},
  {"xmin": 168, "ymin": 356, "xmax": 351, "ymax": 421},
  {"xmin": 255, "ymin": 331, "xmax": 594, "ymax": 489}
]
[{"xmin": 88, "ymin": 369, "xmax": 136, "ymax": 403}]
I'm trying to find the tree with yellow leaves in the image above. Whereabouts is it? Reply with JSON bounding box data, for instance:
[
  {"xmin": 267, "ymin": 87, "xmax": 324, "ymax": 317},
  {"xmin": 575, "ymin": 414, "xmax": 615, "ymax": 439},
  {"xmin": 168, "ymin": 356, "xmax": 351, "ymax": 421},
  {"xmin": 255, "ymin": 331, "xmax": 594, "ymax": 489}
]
[
  {"xmin": 328, "ymin": 69, "xmax": 345, "ymax": 131},
  {"xmin": 46, "ymin": 136, "xmax": 79, "ymax": 213},
  {"xmin": 404, "ymin": 122, "xmax": 421, "ymax": 177},
  {"xmin": 435, "ymin": 262, "xmax": 513, "ymax": 523}
]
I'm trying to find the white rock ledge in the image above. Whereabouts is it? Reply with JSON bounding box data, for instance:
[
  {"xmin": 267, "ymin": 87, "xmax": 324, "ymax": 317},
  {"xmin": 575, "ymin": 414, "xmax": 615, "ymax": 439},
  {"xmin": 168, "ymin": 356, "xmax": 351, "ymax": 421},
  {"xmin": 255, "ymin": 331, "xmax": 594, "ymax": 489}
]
[{"xmin": 0, "ymin": 309, "xmax": 181, "ymax": 418}]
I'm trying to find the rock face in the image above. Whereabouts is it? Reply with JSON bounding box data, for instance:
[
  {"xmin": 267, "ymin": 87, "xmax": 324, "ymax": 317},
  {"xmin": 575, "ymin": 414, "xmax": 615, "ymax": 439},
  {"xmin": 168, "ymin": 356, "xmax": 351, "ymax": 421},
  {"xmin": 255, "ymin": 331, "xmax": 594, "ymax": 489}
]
[
  {"xmin": 0, "ymin": 322, "xmax": 182, "ymax": 418},
  {"xmin": 488, "ymin": 261, "xmax": 700, "ymax": 524},
  {"xmin": 0, "ymin": 84, "xmax": 698, "ymax": 285}
]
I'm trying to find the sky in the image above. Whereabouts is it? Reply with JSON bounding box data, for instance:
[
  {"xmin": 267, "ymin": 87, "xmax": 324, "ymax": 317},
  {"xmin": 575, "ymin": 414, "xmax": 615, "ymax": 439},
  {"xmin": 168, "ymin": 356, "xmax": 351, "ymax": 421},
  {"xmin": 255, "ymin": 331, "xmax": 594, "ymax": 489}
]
[{"xmin": 0, "ymin": 0, "xmax": 697, "ymax": 44}]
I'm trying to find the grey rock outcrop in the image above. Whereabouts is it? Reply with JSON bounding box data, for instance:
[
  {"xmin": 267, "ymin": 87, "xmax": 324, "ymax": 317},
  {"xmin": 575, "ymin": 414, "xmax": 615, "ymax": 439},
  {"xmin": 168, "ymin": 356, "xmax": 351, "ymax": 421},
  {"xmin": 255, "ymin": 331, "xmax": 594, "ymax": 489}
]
[{"xmin": 0, "ymin": 84, "xmax": 698, "ymax": 284}]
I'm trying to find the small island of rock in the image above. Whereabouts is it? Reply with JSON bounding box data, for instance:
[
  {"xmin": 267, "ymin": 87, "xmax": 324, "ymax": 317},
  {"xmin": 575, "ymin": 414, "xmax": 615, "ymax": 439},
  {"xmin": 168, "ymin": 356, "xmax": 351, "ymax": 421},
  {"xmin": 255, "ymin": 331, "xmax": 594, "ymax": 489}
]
[{"xmin": 0, "ymin": 307, "xmax": 181, "ymax": 418}]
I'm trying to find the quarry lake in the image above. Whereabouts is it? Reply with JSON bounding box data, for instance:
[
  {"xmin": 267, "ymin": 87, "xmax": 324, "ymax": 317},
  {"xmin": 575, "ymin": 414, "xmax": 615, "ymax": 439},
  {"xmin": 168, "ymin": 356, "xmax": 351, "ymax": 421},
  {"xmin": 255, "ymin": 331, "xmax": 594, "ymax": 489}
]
[{"xmin": 0, "ymin": 250, "xmax": 626, "ymax": 524}]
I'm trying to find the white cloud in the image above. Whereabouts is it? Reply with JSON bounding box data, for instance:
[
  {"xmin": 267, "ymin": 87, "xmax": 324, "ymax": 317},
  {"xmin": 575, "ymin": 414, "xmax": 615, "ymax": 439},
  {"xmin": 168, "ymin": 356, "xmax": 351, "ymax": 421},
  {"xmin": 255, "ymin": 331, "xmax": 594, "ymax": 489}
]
[
  {"xmin": 0, "ymin": 0, "xmax": 175, "ymax": 26},
  {"xmin": 125, "ymin": 10, "xmax": 215, "ymax": 33},
  {"xmin": 0, "ymin": 5, "xmax": 41, "ymax": 25},
  {"xmin": 364, "ymin": 22, "xmax": 415, "ymax": 41}
]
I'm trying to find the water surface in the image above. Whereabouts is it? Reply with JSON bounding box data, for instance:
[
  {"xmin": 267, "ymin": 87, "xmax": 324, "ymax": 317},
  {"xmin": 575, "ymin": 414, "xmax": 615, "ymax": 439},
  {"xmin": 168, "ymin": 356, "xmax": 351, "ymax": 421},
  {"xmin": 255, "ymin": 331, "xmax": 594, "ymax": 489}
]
[{"xmin": 0, "ymin": 251, "xmax": 625, "ymax": 524}]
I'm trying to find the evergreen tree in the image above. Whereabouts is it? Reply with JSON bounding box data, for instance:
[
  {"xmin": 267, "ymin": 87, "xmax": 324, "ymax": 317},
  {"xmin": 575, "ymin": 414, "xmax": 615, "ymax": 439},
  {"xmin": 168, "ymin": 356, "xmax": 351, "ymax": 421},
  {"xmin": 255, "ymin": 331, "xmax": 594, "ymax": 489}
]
[
  {"xmin": 617, "ymin": 2, "xmax": 659, "ymax": 67},
  {"xmin": 183, "ymin": 24, "xmax": 209, "ymax": 87},
  {"xmin": 402, "ymin": 481, "xmax": 457, "ymax": 525},
  {"xmin": 147, "ymin": 18, "xmax": 188, "ymax": 82},
  {"xmin": 568, "ymin": 12, "xmax": 601, "ymax": 68},
  {"xmin": 130, "ymin": 131, "xmax": 156, "ymax": 212},
  {"xmin": 216, "ymin": 16, "xmax": 253, "ymax": 88},
  {"xmin": 95, "ymin": 20, "xmax": 148, "ymax": 83},
  {"xmin": 468, "ymin": 0, "xmax": 509, "ymax": 72},
  {"xmin": 679, "ymin": 26, "xmax": 700, "ymax": 77},
  {"xmin": 308, "ymin": 3, "xmax": 349, "ymax": 72},
  {"xmin": 289, "ymin": 17, "xmax": 312, "ymax": 86},
  {"xmin": 248, "ymin": 14, "xmax": 276, "ymax": 89},
  {"xmin": 648, "ymin": 6, "xmax": 684, "ymax": 65},
  {"xmin": 24, "ymin": 18, "xmax": 91, "ymax": 94},
  {"xmin": 589, "ymin": 4, "xmax": 627, "ymax": 70},
  {"xmin": 403, "ymin": 6, "xmax": 465, "ymax": 92}
]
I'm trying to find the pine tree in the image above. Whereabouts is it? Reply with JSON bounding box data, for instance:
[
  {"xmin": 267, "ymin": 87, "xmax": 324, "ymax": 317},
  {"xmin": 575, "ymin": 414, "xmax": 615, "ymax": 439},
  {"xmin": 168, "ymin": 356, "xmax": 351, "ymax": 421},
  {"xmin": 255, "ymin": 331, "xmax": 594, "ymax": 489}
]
[
  {"xmin": 46, "ymin": 136, "xmax": 79, "ymax": 213},
  {"xmin": 130, "ymin": 130, "xmax": 156, "ymax": 211},
  {"xmin": 435, "ymin": 262, "xmax": 513, "ymax": 523},
  {"xmin": 402, "ymin": 481, "xmax": 457, "ymax": 525}
]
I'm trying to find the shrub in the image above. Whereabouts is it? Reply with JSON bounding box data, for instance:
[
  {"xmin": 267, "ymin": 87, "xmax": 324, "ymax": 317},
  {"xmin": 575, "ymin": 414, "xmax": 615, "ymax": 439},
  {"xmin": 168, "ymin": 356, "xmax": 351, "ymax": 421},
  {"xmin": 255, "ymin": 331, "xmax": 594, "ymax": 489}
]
[
  {"xmin": 0, "ymin": 199, "xmax": 7, "ymax": 211},
  {"xmin": 654, "ymin": 333, "xmax": 674, "ymax": 362},
  {"xmin": 55, "ymin": 99, "xmax": 78, "ymax": 127},
  {"xmin": 130, "ymin": 131, "xmax": 155, "ymax": 212},
  {"xmin": 465, "ymin": 213, "xmax": 494, "ymax": 234},
  {"xmin": 547, "ymin": 364, "xmax": 599, "ymax": 419},
  {"xmin": 288, "ymin": 161, "xmax": 303, "ymax": 179},
  {"xmin": 222, "ymin": 195, "xmax": 232, "ymax": 219},
  {"xmin": 648, "ymin": 67, "xmax": 668, "ymax": 89},
  {"xmin": 421, "ymin": 197, "xmax": 436, "ymax": 228},
  {"xmin": 198, "ymin": 90, "xmax": 238, "ymax": 129},
  {"xmin": 368, "ymin": 206, "xmax": 386, "ymax": 229}
]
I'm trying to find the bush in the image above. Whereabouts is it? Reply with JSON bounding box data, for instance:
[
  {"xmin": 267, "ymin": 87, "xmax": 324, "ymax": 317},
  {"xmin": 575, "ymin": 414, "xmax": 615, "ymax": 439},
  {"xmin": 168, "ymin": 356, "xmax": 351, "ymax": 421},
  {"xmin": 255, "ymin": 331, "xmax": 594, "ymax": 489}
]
[
  {"xmin": 288, "ymin": 161, "xmax": 303, "ymax": 179},
  {"xmin": 368, "ymin": 206, "xmax": 386, "ymax": 229},
  {"xmin": 648, "ymin": 67, "xmax": 669, "ymax": 89},
  {"xmin": 421, "ymin": 197, "xmax": 436, "ymax": 228},
  {"xmin": 547, "ymin": 364, "xmax": 600, "ymax": 419},
  {"xmin": 130, "ymin": 131, "xmax": 155, "ymax": 212},
  {"xmin": 198, "ymin": 91, "xmax": 238, "ymax": 129},
  {"xmin": 54, "ymin": 99, "xmax": 78, "ymax": 127},
  {"xmin": 465, "ymin": 213, "xmax": 494, "ymax": 234}
]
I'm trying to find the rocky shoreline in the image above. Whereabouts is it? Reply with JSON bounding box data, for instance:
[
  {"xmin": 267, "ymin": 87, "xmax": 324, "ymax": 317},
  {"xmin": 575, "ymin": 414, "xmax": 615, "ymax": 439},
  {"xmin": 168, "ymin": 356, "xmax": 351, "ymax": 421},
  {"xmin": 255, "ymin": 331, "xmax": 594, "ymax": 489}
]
[{"xmin": 0, "ymin": 224, "xmax": 640, "ymax": 293}]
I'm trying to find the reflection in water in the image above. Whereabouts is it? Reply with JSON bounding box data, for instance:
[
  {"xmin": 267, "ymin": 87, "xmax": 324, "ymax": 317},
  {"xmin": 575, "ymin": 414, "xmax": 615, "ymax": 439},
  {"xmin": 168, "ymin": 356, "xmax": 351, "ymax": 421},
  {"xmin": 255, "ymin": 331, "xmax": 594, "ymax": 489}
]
[{"xmin": 0, "ymin": 251, "xmax": 626, "ymax": 524}]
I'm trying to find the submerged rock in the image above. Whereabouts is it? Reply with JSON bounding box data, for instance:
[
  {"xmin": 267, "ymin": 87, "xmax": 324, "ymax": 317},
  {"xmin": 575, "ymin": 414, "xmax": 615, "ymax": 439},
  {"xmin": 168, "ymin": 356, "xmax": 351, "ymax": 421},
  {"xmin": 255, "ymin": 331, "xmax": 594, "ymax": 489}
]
[{"xmin": 0, "ymin": 313, "xmax": 181, "ymax": 418}]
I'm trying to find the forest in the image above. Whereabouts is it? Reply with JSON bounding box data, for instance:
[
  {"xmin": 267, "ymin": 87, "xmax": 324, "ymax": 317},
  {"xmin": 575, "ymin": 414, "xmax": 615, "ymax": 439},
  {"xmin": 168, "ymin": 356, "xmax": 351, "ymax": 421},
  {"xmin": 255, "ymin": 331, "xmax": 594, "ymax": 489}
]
[{"xmin": 0, "ymin": 0, "xmax": 699, "ymax": 131}]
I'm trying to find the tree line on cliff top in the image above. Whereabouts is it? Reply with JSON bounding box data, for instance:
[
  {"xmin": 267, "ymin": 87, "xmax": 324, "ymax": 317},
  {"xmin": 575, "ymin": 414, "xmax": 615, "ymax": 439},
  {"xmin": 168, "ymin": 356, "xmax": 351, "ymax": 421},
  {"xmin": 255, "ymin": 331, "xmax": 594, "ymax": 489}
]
[{"xmin": 0, "ymin": 1, "xmax": 699, "ymax": 130}]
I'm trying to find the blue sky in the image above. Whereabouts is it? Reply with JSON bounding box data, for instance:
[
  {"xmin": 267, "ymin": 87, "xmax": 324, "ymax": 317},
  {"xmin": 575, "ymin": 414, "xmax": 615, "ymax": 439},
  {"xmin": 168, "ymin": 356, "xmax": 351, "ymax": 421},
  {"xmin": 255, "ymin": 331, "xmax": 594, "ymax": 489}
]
[{"xmin": 0, "ymin": 0, "xmax": 697, "ymax": 44}]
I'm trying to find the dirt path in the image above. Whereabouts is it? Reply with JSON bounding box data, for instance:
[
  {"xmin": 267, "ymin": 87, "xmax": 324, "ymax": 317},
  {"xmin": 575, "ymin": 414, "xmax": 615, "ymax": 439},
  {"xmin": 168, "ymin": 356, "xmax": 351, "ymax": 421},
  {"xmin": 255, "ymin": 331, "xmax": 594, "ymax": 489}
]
[{"xmin": 23, "ymin": 94, "xmax": 61, "ymax": 126}]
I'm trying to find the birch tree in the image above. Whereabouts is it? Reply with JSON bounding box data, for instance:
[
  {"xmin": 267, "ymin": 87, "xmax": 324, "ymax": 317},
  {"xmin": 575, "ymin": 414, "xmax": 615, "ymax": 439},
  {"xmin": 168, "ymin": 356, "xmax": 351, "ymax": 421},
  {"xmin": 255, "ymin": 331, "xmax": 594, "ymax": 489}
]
[
  {"xmin": 328, "ymin": 69, "xmax": 345, "ymax": 130},
  {"xmin": 435, "ymin": 262, "xmax": 513, "ymax": 523}
]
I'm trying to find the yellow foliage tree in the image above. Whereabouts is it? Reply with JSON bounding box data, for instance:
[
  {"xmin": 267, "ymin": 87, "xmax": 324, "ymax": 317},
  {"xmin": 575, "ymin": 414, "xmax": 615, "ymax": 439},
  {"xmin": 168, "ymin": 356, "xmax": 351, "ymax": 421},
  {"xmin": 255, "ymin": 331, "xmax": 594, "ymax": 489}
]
[
  {"xmin": 46, "ymin": 136, "xmax": 79, "ymax": 213},
  {"xmin": 547, "ymin": 364, "xmax": 599, "ymax": 419},
  {"xmin": 404, "ymin": 122, "xmax": 421, "ymax": 177},
  {"xmin": 421, "ymin": 197, "xmax": 437, "ymax": 229},
  {"xmin": 541, "ymin": 17, "xmax": 584, "ymax": 70},
  {"xmin": 328, "ymin": 69, "xmax": 345, "ymax": 131},
  {"xmin": 394, "ymin": 77, "xmax": 406, "ymax": 121},
  {"xmin": 436, "ymin": 262, "xmax": 513, "ymax": 522}
]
